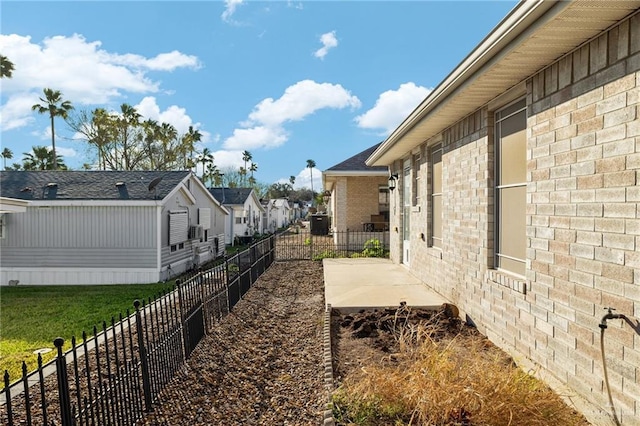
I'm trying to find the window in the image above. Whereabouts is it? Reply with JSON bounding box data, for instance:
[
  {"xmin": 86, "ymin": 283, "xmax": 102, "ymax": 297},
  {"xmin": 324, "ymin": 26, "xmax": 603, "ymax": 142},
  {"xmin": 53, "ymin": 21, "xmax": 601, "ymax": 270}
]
[
  {"xmin": 412, "ymin": 152, "xmax": 421, "ymax": 206},
  {"xmin": 495, "ymin": 98, "xmax": 527, "ymax": 276},
  {"xmin": 430, "ymin": 145, "xmax": 442, "ymax": 249},
  {"xmin": 378, "ymin": 185, "xmax": 389, "ymax": 216},
  {"xmin": 0, "ymin": 214, "xmax": 5, "ymax": 239},
  {"xmin": 235, "ymin": 217, "xmax": 242, "ymax": 224},
  {"xmin": 168, "ymin": 210, "xmax": 188, "ymax": 245}
]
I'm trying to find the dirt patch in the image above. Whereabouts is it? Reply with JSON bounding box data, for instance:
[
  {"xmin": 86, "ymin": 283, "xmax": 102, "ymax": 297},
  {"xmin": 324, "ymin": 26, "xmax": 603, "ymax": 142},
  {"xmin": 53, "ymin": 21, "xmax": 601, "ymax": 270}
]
[{"xmin": 331, "ymin": 304, "xmax": 591, "ymax": 426}]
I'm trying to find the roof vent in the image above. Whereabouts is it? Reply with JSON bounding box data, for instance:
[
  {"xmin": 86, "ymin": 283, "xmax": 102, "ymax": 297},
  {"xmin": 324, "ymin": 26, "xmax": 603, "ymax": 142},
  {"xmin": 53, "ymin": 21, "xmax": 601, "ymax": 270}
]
[
  {"xmin": 44, "ymin": 183, "xmax": 58, "ymax": 199},
  {"xmin": 116, "ymin": 182, "xmax": 129, "ymax": 199}
]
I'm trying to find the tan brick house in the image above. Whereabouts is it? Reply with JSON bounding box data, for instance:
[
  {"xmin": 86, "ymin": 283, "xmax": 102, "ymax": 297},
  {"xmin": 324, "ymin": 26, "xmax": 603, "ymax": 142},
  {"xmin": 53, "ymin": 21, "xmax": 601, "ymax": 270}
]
[
  {"xmin": 367, "ymin": 1, "xmax": 640, "ymax": 424},
  {"xmin": 323, "ymin": 142, "xmax": 390, "ymax": 233}
]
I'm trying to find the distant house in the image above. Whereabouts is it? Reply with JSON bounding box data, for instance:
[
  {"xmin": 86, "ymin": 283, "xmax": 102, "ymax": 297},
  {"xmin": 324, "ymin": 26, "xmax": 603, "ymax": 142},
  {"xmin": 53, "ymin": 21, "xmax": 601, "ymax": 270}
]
[
  {"xmin": 367, "ymin": 2, "xmax": 640, "ymax": 424},
  {"xmin": 262, "ymin": 198, "xmax": 291, "ymax": 233},
  {"xmin": 323, "ymin": 142, "xmax": 390, "ymax": 233},
  {"xmin": 0, "ymin": 170, "xmax": 228, "ymax": 285},
  {"xmin": 208, "ymin": 187, "xmax": 265, "ymax": 245}
]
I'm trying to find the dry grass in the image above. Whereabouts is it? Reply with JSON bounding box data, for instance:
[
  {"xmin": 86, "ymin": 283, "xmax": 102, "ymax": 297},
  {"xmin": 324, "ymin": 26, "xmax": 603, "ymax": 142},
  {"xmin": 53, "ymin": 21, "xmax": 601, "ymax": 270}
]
[{"xmin": 332, "ymin": 317, "xmax": 588, "ymax": 426}]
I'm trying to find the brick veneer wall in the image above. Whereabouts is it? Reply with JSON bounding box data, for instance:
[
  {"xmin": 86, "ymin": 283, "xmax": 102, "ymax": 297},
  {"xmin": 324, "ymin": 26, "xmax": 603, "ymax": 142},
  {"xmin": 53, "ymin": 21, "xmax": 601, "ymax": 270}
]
[
  {"xmin": 401, "ymin": 11, "xmax": 640, "ymax": 425},
  {"xmin": 343, "ymin": 176, "xmax": 388, "ymax": 231}
]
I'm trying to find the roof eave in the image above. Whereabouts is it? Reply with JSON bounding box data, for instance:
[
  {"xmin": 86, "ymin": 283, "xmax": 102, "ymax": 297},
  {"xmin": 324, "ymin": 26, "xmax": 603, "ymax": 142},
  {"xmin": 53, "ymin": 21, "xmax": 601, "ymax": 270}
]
[{"xmin": 366, "ymin": 0, "xmax": 566, "ymax": 166}]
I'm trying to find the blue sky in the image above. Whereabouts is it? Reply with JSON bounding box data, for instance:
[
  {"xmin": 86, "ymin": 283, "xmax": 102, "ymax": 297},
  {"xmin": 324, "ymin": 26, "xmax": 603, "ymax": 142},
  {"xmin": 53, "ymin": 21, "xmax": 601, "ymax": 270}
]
[{"xmin": 1, "ymin": 0, "xmax": 518, "ymax": 189}]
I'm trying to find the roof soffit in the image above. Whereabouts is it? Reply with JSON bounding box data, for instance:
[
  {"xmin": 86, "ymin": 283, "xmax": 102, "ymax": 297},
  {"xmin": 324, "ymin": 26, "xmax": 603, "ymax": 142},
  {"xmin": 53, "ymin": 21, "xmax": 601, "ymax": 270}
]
[{"xmin": 368, "ymin": 1, "xmax": 640, "ymax": 166}]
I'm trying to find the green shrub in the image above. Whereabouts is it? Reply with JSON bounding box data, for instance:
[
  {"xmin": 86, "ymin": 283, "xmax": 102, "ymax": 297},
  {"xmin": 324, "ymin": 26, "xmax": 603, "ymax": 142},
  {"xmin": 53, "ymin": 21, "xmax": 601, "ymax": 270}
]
[
  {"xmin": 312, "ymin": 250, "xmax": 340, "ymax": 261},
  {"xmin": 362, "ymin": 238, "xmax": 385, "ymax": 258}
]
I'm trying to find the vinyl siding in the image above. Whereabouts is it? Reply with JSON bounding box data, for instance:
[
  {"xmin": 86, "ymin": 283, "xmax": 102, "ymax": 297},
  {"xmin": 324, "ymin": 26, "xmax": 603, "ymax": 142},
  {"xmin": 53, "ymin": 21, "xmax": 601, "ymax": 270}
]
[{"xmin": 0, "ymin": 205, "xmax": 157, "ymax": 268}]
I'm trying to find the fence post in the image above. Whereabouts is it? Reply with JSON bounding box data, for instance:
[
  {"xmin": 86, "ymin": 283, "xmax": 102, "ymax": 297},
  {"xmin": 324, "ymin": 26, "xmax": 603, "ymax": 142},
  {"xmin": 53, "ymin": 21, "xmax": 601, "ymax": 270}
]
[
  {"xmin": 4, "ymin": 370, "xmax": 13, "ymax": 426},
  {"xmin": 134, "ymin": 300, "xmax": 152, "ymax": 412},
  {"xmin": 176, "ymin": 279, "xmax": 191, "ymax": 359},
  {"xmin": 54, "ymin": 337, "xmax": 73, "ymax": 426},
  {"xmin": 224, "ymin": 256, "xmax": 230, "ymax": 288}
]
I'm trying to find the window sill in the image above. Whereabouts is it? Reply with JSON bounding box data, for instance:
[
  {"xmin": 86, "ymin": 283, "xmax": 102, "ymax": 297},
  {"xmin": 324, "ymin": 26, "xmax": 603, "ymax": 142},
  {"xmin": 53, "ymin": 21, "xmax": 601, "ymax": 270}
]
[
  {"xmin": 425, "ymin": 246, "xmax": 442, "ymax": 259},
  {"xmin": 485, "ymin": 269, "xmax": 527, "ymax": 294}
]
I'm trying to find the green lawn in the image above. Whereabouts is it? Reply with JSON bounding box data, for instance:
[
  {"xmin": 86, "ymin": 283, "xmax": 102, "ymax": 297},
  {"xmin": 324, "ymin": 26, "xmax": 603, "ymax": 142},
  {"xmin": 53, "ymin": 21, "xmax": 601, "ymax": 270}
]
[{"xmin": 0, "ymin": 282, "xmax": 172, "ymax": 384}]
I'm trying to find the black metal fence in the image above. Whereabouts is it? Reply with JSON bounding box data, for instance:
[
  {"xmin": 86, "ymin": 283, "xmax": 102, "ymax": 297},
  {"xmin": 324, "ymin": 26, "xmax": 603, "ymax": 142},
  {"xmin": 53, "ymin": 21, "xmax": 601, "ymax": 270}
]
[
  {"xmin": 1, "ymin": 235, "xmax": 275, "ymax": 426},
  {"xmin": 275, "ymin": 226, "xmax": 390, "ymax": 261}
]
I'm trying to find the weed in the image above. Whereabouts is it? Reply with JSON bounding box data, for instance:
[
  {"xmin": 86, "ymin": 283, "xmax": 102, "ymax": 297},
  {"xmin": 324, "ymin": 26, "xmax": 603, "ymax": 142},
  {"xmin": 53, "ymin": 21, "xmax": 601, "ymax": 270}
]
[
  {"xmin": 333, "ymin": 321, "xmax": 588, "ymax": 426},
  {"xmin": 312, "ymin": 250, "xmax": 339, "ymax": 260},
  {"xmin": 361, "ymin": 238, "xmax": 387, "ymax": 258}
]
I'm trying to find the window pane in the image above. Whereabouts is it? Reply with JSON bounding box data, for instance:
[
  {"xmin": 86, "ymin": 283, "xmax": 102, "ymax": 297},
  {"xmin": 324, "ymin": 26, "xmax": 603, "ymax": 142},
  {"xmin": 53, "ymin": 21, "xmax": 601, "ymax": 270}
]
[
  {"xmin": 499, "ymin": 185, "xmax": 526, "ymax": 264},
  {"xmin": 432, "ymin": 194, "xmax": 442, "ymax": 248},
  {"xmin": 499, "ymin": 256, "xmax": 525, "ymax": 276},
  {"xmin": 499, "ymin": 110, "xmax": 526, "ymax": 185},
  {"xmin": 433, "ymin": 149, "xmax": 442, "ymax": 193}
]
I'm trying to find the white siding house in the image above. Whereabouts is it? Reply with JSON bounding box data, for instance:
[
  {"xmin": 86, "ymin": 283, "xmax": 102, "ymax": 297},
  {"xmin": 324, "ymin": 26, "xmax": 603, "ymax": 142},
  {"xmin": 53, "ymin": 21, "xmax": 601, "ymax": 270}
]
[
  {"xmin": 0, "ymin": 171, "xmax": 228, "ymax": 285},
  {"xmin": 262, "ymin": 198, "xmax": 291, "ymax": 233},
  {"xmin": 208, "ymin": 187, "xmax": 265, "ymax": 245}
]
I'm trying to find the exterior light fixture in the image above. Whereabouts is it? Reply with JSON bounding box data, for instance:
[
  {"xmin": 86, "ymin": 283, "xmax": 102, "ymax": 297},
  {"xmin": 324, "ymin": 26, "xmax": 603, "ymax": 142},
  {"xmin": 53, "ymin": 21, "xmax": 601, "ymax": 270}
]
[
  {"xmin": 322, "ymin": 190, "xmax": 331, "ymax": 205},
  {"xmin": 388, "ymin": 174, "xmax": 398, "ymax": 191}
]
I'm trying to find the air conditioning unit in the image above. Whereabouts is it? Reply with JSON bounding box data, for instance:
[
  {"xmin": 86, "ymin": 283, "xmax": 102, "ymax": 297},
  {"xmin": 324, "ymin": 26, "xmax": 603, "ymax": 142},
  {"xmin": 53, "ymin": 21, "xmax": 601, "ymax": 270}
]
[{"xmin": 189, "ymin": 225, "xmax": 204, "ymax": 240}]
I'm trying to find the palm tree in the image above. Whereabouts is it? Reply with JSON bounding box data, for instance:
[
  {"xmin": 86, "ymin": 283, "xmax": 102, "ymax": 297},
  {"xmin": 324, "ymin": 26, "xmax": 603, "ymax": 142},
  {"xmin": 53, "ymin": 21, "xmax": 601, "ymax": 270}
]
[
  {"xmin": 117, "ymin": 103, "xmax": 141, "ymax": 170},
  {"xmin": 31, "ymin": 88, "xmax": 74, "ymax": 170},
  {"xmin": 1, "ymin": 55, "xmax": 15, "ymax": 78},
  {"xmin": 306, "ymin": 159, "xmax": 316, "ymax": 200},
  {"xmin": 1, "ymin": 147, "xmax": 13, "ymax": 169},
  {"xmin": 289, "ymin": 175, "xmax": 296, "ymax": 190},
  {"xmin": 22, "ymin": 146, "xmax": 66, "ymax": 170},
  {"xmin": 182, "ymin": 126, "xmax": 202, "ymax": 171},
  {"xmin": 242, "ymin": 150, "xmax": 252, "ymax": 185},
  {"xmin": 197, "ymin": 148, "xmax": 214, "ymax": 182}
]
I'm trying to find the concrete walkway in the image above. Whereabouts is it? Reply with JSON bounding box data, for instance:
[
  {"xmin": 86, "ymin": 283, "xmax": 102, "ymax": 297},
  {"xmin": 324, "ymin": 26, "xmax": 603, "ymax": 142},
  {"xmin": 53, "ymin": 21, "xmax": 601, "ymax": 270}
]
[{"xmin": 323, "ymin": 258, "xmax": 448, "ymax": 313}]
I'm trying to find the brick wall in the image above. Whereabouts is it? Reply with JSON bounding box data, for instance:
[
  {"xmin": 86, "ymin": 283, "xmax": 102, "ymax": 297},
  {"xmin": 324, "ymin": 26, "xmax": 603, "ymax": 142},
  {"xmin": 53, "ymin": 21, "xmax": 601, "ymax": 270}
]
[
  {"xmin": 401, "ymin": 11, "xmax": 640, "ymax": 424},
  {"xmin": 525, "ymin": 11, "xmax": 640, "ymax": 423},
  {"xmin": 343, "ymin": 176, "xmax": 387, "ymax": 231}
]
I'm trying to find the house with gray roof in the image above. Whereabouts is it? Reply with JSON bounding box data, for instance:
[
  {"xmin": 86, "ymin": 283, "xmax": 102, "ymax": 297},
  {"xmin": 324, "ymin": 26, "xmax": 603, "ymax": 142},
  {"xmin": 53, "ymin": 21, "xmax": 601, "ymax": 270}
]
[
  {"xmin": 323, "ymin": 142, "xmax": 390, "ymax": 233},
  {"xmin": 209, "ymin": 187, "xmax": 264, "ymax": 245},
  {"xmin": 0, "ymin": 170, "xmax": 228, "ymax": 285}
]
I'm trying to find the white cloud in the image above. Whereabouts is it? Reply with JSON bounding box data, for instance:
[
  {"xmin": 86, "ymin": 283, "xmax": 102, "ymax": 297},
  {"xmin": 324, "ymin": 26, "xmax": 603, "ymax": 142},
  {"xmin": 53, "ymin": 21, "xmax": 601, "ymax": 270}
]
[
  {"xmin": 56, "ymin": 146, "xmax": 77, "ymax": 159},
  {"xmin": 314, "ymin": 31, "xmax": 338, "ymax": 60},
  {"xmin": 222, "ymin": 0, "xmax": 244, "ymax": 22},
  {"xmin": 133, "ymin": 96, "xmax": 213, "ymax": 145},
  {"xmin": 0, "ymin": 94, "xmax": 37, "ymax": 130},
  {"xmin": 291, "ymin": 166, "xmax": 322, "ymax": 191},
  {"xmin": 355, "ymin": 82, "xmax": 432, "ymax": 135},
  {"xmin": 247, "ymin": 80, "xmax": 361, "ymax": 127},
  {"xmin": 223, "ymin": 126, "xmax": 288, "ymax": 150},
  {"xmin": 0, "ymin": 33, "xmax": 201, "ymax": 131},
  {"xmin": 224, "ymin": 80, "xmax": 360, "ymax": 152}
]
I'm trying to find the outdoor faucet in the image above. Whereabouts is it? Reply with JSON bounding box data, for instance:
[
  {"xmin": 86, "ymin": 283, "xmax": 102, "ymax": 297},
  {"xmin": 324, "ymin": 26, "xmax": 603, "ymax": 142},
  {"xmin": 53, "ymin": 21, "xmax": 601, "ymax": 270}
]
[{"xmin": 599, "ymin": 307, "xmax": 625, "ymax": 329}]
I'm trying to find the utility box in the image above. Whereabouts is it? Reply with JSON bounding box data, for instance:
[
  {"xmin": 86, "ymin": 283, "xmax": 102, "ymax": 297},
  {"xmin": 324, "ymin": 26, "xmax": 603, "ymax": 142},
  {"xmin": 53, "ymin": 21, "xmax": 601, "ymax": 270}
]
[{"xmin": 310, "ymin": 214, "xmax": 329, "ymax": 236}]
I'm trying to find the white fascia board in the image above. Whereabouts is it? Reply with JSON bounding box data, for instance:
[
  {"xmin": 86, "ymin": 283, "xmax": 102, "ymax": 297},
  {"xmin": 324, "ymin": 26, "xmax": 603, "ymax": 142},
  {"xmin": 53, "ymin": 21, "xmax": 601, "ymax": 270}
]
[
  {"xmin": 0, "ymin": 197, "xmax": 30, "ymax": 213},
  {"xmin": 323, "ymin": 170, "xmax": 389, "ymax": 177},
  {"xmin": 26, "ymin": 200, "xmax": 161, "ymax": 207},
  {"xmin": 367, "ymin": 0, "xmax": 562, "ymax": 166}
]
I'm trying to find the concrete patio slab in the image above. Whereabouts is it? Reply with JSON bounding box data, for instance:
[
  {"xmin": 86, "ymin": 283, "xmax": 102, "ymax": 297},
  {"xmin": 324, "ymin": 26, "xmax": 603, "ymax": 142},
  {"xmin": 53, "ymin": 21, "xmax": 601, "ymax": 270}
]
[{"xmin": 323, "ymin": 257, "xmax": 448, "ymax": 313}]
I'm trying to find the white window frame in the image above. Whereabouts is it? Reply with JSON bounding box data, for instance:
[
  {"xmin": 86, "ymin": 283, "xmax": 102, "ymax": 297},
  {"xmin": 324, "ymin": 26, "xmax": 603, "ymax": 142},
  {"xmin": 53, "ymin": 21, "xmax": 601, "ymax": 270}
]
[
  {"xmin": 430, "ymin": 145, "xmax": 442, "ymax": 249},
  {"xmin": 494, "ymin": 98, "xmax": 527, "ymax": 277}
]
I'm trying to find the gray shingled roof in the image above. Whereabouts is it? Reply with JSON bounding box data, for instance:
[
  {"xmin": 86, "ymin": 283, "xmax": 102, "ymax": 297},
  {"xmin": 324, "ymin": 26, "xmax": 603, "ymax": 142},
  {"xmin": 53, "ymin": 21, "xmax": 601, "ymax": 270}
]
[
  {"xmin": 0, "ymin": 170, "xmax": 191, "ymax": 200},
  {"xmin": 325, "ymin": 142, "xmax": 388, "ymax": 172},
  {"xmin": 208, "ymin": 187, "xmax": 253, "ymax": 205}
]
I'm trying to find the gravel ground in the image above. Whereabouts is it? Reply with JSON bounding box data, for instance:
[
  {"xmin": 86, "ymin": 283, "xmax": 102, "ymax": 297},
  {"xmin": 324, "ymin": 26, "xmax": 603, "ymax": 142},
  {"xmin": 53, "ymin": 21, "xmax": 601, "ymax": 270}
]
[{"xmin": 136, "ymin": 260, "xmax": 327, "ymax": 426}]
